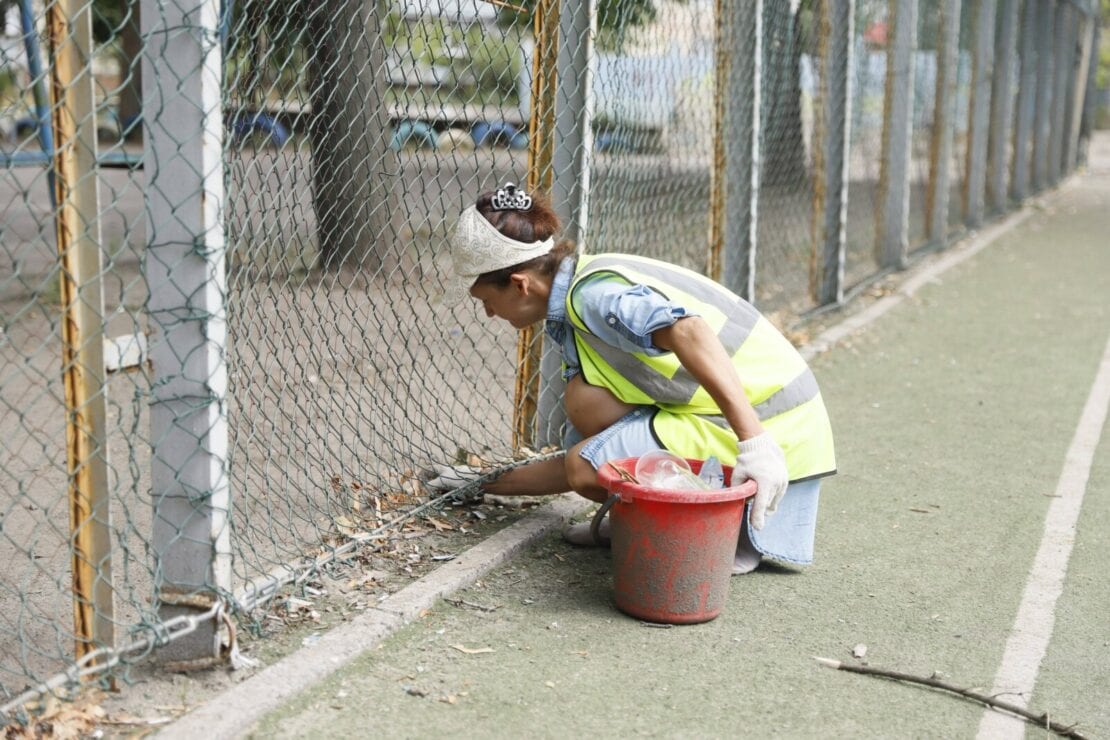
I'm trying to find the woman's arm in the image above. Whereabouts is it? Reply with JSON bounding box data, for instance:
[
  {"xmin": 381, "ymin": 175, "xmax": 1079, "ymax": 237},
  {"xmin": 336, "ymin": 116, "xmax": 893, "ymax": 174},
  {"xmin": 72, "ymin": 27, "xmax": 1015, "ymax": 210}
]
[
  {"xmin": 651, "ymin": 316, "xmax": 764, "ymax": 441},
  {"xmin": 653, "ymin": 315, "xmax": 788, "ymax": 529}
]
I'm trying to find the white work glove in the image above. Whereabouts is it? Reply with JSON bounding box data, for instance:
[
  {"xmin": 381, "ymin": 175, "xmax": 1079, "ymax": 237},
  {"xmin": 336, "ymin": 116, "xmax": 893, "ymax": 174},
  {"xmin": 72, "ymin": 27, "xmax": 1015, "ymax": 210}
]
[
  {"xmin": 735, "ymin": 433, "xmax": 788, "ymax": 530},
  {"xmin": 425, "ymin": 464, "xmax": 484, "ymax": 492}
]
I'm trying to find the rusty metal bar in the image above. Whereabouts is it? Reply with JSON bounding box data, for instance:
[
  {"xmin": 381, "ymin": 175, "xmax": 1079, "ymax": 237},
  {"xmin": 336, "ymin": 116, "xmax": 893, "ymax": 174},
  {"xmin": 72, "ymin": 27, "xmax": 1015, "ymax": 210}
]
[
  {"xmin": 46, "ymin": 0, "xmax": 114, "ymax": 666},
  {"xmin": 514, "ymin": 0, "xmax": 561, "ymax": 451}
]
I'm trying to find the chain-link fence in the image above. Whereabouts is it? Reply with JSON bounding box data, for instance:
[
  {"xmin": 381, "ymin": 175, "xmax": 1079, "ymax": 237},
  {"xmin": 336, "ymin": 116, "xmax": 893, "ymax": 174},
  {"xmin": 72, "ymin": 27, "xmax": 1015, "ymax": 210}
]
[{"xmin": 0, "ymin": 0, "xmax": 1100, "ymax": 716}]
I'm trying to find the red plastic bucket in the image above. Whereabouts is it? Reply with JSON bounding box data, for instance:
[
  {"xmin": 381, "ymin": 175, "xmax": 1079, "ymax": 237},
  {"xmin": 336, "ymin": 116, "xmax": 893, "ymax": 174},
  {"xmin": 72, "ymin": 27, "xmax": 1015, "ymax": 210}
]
[{"xmin": 595, "ymin": 457, "xmax": 757, "ymax": 624}]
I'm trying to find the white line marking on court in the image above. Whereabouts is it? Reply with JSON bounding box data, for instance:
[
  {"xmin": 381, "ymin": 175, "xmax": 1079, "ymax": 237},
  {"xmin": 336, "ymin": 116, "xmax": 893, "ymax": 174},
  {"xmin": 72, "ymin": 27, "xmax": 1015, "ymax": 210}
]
[{"xmin": 976, "ymin": 332, "xmax": 1110, "ymax": 739}]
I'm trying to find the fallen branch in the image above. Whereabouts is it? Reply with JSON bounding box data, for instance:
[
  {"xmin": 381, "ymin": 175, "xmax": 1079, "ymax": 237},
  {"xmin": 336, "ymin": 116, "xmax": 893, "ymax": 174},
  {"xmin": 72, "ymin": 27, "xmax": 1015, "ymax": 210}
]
[
  {"xmin": 444, "ymin": 597, "xmax": 500, "ymax": 613},
  {"xmin": 814, "ymin": 657, "xmax": 1088, "ymax": 739}
]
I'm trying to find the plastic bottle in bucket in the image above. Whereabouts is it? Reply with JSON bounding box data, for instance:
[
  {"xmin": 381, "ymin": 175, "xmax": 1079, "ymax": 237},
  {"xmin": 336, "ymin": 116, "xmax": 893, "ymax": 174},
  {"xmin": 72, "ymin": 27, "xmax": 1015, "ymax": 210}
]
[{"xmin": 635, "ymin": 451, "xmax": 725, "ymax": 491}]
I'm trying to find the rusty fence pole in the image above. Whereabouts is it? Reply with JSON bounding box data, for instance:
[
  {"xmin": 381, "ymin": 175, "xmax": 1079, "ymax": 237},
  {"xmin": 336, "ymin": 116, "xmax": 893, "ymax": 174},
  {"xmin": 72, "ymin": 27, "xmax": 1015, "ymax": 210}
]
[
  {"xmin": 46, "ymin": 0, "xmax": 115, "ymax": 667},
  {"xmin": 514, "ymin": 0, "xmax": 561, "ymax": 451}
]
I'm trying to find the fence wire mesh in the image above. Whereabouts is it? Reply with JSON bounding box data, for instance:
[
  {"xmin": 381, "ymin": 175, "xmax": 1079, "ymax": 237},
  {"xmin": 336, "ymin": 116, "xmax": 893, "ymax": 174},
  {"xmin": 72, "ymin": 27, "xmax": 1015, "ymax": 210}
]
[{"xmin": 0, "ymin": 0, "xmax": 1099, "ymax": 714}]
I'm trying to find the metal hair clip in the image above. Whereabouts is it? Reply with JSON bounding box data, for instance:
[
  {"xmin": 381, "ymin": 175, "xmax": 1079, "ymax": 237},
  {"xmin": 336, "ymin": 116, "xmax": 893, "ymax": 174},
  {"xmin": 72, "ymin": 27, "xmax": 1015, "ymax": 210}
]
[{"xmin": 490, "ymin": 182, "xmax": 533, "ymax": 212}]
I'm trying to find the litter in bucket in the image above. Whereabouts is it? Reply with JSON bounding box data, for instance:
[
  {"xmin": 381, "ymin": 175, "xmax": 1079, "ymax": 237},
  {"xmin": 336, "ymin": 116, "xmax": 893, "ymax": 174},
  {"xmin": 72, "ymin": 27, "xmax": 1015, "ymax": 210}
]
[{"xmin": 595, "ymin": 457, "xmax": 757, "ymax": 624}]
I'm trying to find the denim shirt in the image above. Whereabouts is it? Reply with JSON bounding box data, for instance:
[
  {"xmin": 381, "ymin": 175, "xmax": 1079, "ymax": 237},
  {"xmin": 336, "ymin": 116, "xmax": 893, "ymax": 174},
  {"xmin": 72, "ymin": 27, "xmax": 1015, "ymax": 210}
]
[{"xmin": 544, "ymin": 257, "xmax": 693, "ymax": 381}]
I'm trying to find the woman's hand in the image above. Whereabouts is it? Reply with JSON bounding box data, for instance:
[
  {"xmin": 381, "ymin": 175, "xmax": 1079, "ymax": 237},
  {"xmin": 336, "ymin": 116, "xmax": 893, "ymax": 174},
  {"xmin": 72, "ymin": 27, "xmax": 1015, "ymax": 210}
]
[{"xmin": 734, "ymin": 433, "xmax": 788, "ymax": 529}]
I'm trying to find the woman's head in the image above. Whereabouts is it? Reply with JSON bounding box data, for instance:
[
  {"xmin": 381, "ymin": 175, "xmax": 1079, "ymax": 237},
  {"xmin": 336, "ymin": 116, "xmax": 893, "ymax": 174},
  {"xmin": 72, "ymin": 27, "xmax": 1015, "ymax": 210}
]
[{"xmin": 447, "ymin": 183, "xmax": 575, "ymax": 324}]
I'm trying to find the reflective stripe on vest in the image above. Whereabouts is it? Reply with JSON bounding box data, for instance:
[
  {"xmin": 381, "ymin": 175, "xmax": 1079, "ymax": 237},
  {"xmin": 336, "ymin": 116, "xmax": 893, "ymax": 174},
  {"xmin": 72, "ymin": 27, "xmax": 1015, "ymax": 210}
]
[
  {"xmin": 570, "ymin": 255, "xmax": 763, "ymax": 406},
  {"xmin": 673, "ymin": 367, "xmax": 821, "ymax": 429},
  {"xmin": 571, "ymin": 255, "xmax": 821, "ymax": 418}
]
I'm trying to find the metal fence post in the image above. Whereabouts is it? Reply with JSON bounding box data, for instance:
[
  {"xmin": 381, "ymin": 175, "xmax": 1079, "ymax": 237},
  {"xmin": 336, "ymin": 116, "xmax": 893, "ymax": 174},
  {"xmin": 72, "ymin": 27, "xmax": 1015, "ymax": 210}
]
[
  {"xmin": 1047, "ymin": 1, "xmax": 1070, "ymax": 185},
  {"xmin": 718, "ymin": 0, "xmax": 761, "ymax": 303},
  {"xmin": 812, "ymin": 0, "xmax": 853, "ymax": 305},
  {"xmin": 47, "ymin": 0, "xmax": 114, "ymax": 666},
  {"xmin": 927, "ymin": 0, "xmax": 963, "ymax": 244},
  {"xmin": 1031, "ymin": 0, "xmax": 1055, "ymax": 192},
  {"xmin": 964, "ymin": 0, "xmax": 997, "ymax": 228},
  {"xmin": 1010, "ymin": 0, "xmax": 1038, "ymax": 201},
  {"xmin": 537, "ymin": 0, "xmax": 595, "ymax": 447},
  {"xmin": 142, "ymin": 0, "xmax": 231, "ymax": 661},
  {"xmin": 1078, "ymin": 2, "xmax": 1099, "ymax": 166},
  {"xmin": 876, "ymin": 0, "xmax": 917, "ymax": 269},
  {"xmin": 987, "ymin": 0, "xmax": 1020, "ymax": 213},
  {"xmin": 515, "ymin": 0, "xmax": 560, "ymax": 451},
  {"xmin": 1063, "ymin": 5, "xmax": 1094, "ymax": 173}
]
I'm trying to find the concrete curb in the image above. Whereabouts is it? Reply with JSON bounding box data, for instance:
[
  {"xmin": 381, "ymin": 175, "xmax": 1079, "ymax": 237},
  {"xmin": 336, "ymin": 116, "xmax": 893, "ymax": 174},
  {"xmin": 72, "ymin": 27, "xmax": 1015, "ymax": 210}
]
[{"xmin": 158, "ymin": 494, "xmax": 592, "ymax": 739}]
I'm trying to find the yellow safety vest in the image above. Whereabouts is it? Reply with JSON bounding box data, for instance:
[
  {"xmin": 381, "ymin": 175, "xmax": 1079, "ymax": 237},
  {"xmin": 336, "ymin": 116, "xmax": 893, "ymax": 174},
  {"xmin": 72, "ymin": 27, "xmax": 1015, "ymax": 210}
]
[{"xmin": 567, "ymin": 253, "xmax": 836, "ymax": 482}]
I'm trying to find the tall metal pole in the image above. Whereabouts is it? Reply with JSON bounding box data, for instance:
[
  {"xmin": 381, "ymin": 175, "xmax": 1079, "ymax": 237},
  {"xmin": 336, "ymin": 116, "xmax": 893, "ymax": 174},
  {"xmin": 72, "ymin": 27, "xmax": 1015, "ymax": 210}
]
[
  {"xmin": 143, "ymin": 0, "xmax": 231, "ymax": 661},
  {"xmin": 927, "ymin": 0, "xmax": 962, "ymax": 243},
  {"xmin": 964, "ymin": 0, "xmax": 997, "ymax": 228},
  {"xmin": 47, "ymin": 0, "xmax": 114, "ymax": 668},
  {"xmin": 812, "ymin": 0, "xmax": 854, "ymax": 306},
  {"xmin": 1031, "ymin": 0, "xmax": 1055, "ymax": 191},
  {"xmin": 987, "ymin": 0, "xmax": 1019, "ymax": 213},
  {"xmin": 1078, "ymin": 3, "xmax": 1099, "ymax": 167},
  {"xmin": 20, "ymin": 0, "xmax": 55, "ymax": 198},
  {"xmin": 538, "ymin": 0, "xmax": 595, "ymax": 447},
  {"xmin": 876, "ymin": 0, "xmax": 917, "ymax": 269},
  {"xmin": 1010, "ymin": 0, "xmax": 1038, "ymax": 202},
  {"xmin": 515, "ymin": 0, "xmax": 561, "ymax": 451},
  {"xmin": 1063, "ymin": 6, "xmax": 1093, "ymax": 173},
  {"xmin": 1047, "ymin": 1, "xmax": 1071, "ymax": 184},
  {"xmin": 717, "ymin": 0, "xmax": 761, "ymax": 303}
]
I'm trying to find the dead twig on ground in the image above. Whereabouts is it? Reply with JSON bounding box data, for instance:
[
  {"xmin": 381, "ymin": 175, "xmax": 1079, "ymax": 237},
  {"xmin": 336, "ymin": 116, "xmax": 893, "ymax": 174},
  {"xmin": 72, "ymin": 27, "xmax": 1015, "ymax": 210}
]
[
  {"xmin": 814, "ymin": 657, "xmax": 1089, "ymax": 739},
  {"xmin": 444, "ymin": 597, "xmax": 500, "ymax": 613}
]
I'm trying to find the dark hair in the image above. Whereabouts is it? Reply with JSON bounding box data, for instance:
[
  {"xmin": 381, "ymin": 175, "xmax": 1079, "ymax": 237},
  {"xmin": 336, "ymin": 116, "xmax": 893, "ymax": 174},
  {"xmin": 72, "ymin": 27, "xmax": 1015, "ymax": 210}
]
[{"xmin": 473, "ymin": 190, "xmax": 576, "ymax": 288}]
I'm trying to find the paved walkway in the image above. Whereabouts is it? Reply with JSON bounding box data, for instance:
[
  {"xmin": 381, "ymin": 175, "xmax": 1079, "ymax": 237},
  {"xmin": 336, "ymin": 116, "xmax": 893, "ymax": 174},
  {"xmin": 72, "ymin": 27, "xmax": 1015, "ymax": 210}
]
[{"xmin": 173, "ymin": 134, "xmax": 1110, "ymax": 738}]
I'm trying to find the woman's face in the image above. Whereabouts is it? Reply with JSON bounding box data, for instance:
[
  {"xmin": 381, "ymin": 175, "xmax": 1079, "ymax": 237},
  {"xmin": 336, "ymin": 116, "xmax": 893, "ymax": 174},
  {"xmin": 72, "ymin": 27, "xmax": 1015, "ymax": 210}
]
[{"xmin": 469, "ymin": 274, "xmax": 547, "ymax": 330}]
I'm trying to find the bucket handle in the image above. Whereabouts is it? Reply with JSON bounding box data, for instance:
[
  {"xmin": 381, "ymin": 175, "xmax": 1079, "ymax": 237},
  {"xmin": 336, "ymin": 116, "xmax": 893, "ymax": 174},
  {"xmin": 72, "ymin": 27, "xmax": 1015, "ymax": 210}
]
[{"xmin": 591, "ymin": 493, "xmax": 621, "ymax": 546}]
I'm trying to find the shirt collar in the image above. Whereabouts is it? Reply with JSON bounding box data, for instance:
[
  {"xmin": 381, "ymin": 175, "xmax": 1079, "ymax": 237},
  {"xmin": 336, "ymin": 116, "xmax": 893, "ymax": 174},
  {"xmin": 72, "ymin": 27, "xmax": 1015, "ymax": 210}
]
[{"xmin": 544, "ymin": 256, "xmax": 576, "ymax": 338}]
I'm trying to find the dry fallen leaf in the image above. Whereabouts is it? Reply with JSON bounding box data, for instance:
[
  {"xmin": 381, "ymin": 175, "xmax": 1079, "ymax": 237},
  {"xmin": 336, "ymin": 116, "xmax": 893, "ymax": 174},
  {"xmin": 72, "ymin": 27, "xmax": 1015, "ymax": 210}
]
[
  {"xmin": 332, "ymin": 515, "xmax": 363, "ymax": 536},
  {"xmin": 425, "ymin": 516, "xmax": 454, "ymax": 532},
  {"xmin": 451, "ymin": 644, "xmax": 495, "ymax": 655}
]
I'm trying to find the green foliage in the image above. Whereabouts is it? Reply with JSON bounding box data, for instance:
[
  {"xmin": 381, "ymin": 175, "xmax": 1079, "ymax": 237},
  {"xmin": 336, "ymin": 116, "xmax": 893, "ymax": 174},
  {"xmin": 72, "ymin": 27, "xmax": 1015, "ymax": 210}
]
[
  {"xmin": 499, "ymin": 0, "xmax": 662, "ymax": 51},
  {"xmin": 462, "ymin": 29, "xmax": 523, "ymax": 101}
]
